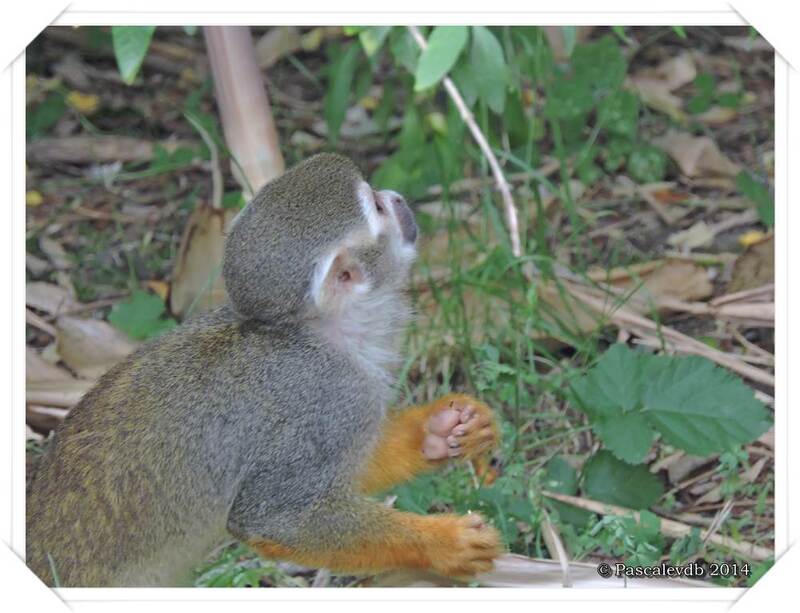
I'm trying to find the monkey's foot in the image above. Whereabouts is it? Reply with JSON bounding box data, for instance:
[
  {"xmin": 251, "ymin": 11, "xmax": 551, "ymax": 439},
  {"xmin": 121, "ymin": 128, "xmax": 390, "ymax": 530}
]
[
  {"xmin": 422, "ymin": 394, "xmax": 497, "ymax": 462},
  {"xmin": 423, "ymin": 512, "xmax": 501, "ymax": 578}
]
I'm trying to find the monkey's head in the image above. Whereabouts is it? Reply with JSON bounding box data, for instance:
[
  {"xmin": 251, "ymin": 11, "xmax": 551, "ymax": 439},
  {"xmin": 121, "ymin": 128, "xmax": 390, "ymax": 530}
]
[{"xmin": 223, "ymin": 153, "xmax": 418, "ymax": 323}]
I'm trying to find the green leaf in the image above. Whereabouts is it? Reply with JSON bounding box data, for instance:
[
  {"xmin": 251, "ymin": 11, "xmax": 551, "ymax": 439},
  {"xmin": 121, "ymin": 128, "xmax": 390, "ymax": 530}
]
[
  {"xmin": 26, "ymin": 92, "xmax": 66, "ymax": 139},
  {"xmin": 736, "ymin": 170, "xmax": 773, "ymax": 226},
  {"xmin": 414, "ymin": 26, "xmax": 468, "ymax": 91},
  {"xmin": 470, "ymin": 26, "xmax": 507, "ymax": 114},
  {"xmin": 598, "ymin": 90, "xmax": 640, "ymax": 139},
  {"xmin": 593, "ymin": 412, "xmax": 654, "ymax": 464},
  {"xmin": 572, "ymin": 35, "xmax": 627, "ymax": 99},
  {"xmin": 582, "ymin": 450, "xmax": 663, "ymax": 509},
  {"xmin": 324, "ymin": 42, "xmax": 361, "ymax": 145},
  {"xmin": 389, "ymin": 28, "xmax": 419, "ymax": 72},
  {"xmin": 545, "ymin": 457, "xmax": 594, "ymax": 527},
  {"xmin": 108, "ymin": 290, "xmax": 177, "ymax": 340},
  {"xmin": 627, "ymin": 144, "xmax": 667, "ymax": 183},
  {"xmin": 358, "ymin": 26, "xmax": 392, "ymax": 58},
  {"xmin": 111, "ymin": 26, "xmax": 156, "ymax": 85},
  {"xmin": 642, "ymin": 356, "xmax": 771, "ymax": 456},
  {"xmin": 560, "ymin": 26, "xmax": 577, "ymax": 58},
  {"xmin": 544, "ymin": 78, "xmax": 593, "ymax": 120},
  {"xmin": 571, "ymin": 343, "xmax": 646, "ymax": 416}
]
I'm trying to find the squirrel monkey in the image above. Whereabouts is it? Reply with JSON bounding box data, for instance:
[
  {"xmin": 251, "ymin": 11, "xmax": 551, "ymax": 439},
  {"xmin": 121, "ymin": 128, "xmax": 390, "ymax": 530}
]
[{"xmin": 27, "ymin": 154, "xmax": 501, "ymax": 587}]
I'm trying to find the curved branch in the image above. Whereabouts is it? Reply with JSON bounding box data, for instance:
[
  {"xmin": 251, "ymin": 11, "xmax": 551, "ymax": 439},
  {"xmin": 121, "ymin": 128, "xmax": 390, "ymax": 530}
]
[{"xmin": 407, "ymin": 26, "xmax": 523, "ymax": 258}]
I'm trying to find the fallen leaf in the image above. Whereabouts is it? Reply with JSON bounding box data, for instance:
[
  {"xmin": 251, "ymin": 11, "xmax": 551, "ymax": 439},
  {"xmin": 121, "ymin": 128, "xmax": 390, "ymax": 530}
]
[
  {"xmin": 169, "ymin": 204, "xmax": 238, "ymax": 319},
  {"xmin": 696, "ymin": 106, "xmax": 738, "ymax": 125},
  {"xmin": 727, "ymin": 235, "xmax": 773, "ymax": 293},
  {"xmin": 26, "ymin": 379, "xmax": 93, "ymax": 408},
  {"xmin": 38, "ymin": 236, "xmax": 72, "ymax": 270},
  {"xmin": 26, "ymin": 282, "xmax": 77, "ymax": 316},
  {"xmin": 66, "ymin": 90, "xmax": 100, "ymax": 114},
  {"xmin": 653, "ymin": 131, "xmax": 741, "ymax": 178},
  {"xmin": 56, "ymin": 316, "xmax": 138, "ymax": 379},
  {"xmin": 667, "ymin": 221, "xmax": 715, "ymax": 251},
  {"xmin": 738, "ymin": 230, "xmax": 767, "ymax": 248},
  {"xmin": 26, "ymin": 253, "xmax": 50, "ymax": 276},
  {"xmin": 627, "ymin": 52, "xmax": 696, "ymax": 123},
  {"xmin": 618, "ymin": 259, "xmax": 713, "ymax": 304},
  {"xmin": 144, "ymin": 280, "xmax": 170, "ymax": 302},
  {"xmin": 26, "ymin": 190, "xmax": 44, "ymax": 206},
  {"xmin": 26, "ymin": 347, "xmax": 73, "ymax": 383},
  {"xmin": 654, "ymin": 52, "xmax": 697, "ymax": 90},
  {"xmin": 723, "ymin": 35, "xmax": 773, "ymax": 53}
]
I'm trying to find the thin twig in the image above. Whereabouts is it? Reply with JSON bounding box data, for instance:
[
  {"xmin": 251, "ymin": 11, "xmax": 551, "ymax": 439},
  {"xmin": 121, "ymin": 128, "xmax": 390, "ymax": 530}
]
[{"xmin": 406, "ymin": 26, "xmax": 522, "ymax": 258}]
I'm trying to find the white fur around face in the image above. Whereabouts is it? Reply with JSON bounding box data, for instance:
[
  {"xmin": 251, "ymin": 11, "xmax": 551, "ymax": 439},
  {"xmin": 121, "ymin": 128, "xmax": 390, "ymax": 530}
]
[{"xmin": 357, "ymin": 181, "xmax": 382, "ymax": 239}]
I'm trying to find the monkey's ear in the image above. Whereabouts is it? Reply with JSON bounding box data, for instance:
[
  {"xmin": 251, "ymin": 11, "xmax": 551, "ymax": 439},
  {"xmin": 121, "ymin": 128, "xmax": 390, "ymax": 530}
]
[{"xmin": 311, "ymin": 249, "xmax": 367, "ymax": 310}]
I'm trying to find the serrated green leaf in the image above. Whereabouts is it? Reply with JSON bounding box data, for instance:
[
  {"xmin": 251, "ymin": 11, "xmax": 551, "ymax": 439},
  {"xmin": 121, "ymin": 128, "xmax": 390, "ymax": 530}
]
[
  {"xmin": 414, "ymin": 26, "xmax": 468, "ymax": 91},
  {"xmin": 324, "ymin": 42, "xmax": 361, "ymax": 145},
  {"xmin": 593, "ymin": 412, "xmax": 654, "ymax": 464},
  {"xmin": 627, "ymin": 144, "xmax": 667, "ymax": 183},
  {"xmin": 582, "ymin": 450, "xmax": 663, "ymax": 509},
  {"xmin": 108, "ymin": 290, "xmax": 177, "ymax": 340},
  {"xmin": 571, "ymin": 344, "xmax": 645, "ymax": 415},
  {"xmin": 544, "ymin": 77, "xmax": 593, "ymax": 120},
  {"xmin": 642, "ymin": 356, "xmax": 771, "ymax": 455},
  {"xmin": 470, "ymin": 26, "xmax": 507, "ymax": 114},
  {"xmin": 598, "ymin": 90, "xmax": 640, "ymax": 139},
  {"xmin": 112, "ymin": 26, "xmax": 156, "ymax": 85}
]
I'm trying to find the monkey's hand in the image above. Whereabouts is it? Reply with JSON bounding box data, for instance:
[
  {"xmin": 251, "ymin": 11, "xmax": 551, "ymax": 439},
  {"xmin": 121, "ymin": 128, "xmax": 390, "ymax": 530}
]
[
  {"xmin": 421, "ymin": 512, "xmax": 502, "ymax": 578},
  {"xmin": 422, "ymin": 394, "xmax": 498, "ymax": 464},
  {"xmin": 358, "ymin": 393, "xmax": 499, "ymax": 495}
]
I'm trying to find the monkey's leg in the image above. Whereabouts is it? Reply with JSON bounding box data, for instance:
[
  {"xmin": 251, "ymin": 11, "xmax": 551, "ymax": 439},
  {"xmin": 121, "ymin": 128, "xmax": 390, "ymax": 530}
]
[
  {"xmin": 357, "ymin": 393, "xmax": 498, "ymax": 495},
  {"xmin": 244, "ymin": 501, "xmax": 501, "ymax": 578}
]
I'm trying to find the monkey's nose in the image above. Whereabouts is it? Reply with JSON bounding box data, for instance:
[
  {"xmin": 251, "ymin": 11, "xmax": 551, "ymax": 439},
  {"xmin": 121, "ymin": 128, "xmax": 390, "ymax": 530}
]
[{"xmin": 381, "ymin": 190, "xmax": 417, "ymax": 244}]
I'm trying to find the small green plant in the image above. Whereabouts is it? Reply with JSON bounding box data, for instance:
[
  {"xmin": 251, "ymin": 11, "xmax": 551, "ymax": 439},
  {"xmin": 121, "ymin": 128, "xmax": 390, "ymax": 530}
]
[{"xmin": 108, "ymin": 290, "xmax": 177, "ymax": 340}]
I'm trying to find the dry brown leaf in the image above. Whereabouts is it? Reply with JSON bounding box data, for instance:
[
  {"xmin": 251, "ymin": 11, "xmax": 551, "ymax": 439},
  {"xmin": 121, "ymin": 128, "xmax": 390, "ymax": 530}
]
[
  {"xmin": 26, "ymin": 347, "xmax": 73, "ymax": 383},
  {"xmin": 723, "ymin": 36, "xmax": 773, "ymax": 53},
  {"xmin": 26, "ymin": 379, "xmax": 93, "ymax": 408},
  {"xmin": 56, "ymin": 316, "xmax": 138, "ymax": 379},
  {"xmin": 255, "ymin": 26, "xmax": 301, "ymax": 69},
  {"xmin": 728, "ymin": 235, "xmax": 774, "ymax": 293},
  {"xmin": 618, "ymin": 259, "xmax": 713, "ymax": 304},
  {"xmin": 169, "ymin": 205, "xmax": 238, "ymax": 319},
  {"xmin": 26, "ymin": 282, "xmax": 78, "ymax": 316},
  {"xmin": 666, "ymin": 455, "xmax": 717, "ymax": 485},
  {"xmin": 38, "ymin": 236, "xmax": 72, "ymax": 270},
  {"xmin": 626, "ymin": 52, "xmax": 696, "ymax": 123},
  {"xmin": 627, "ymin": 77, "xmax": 686, "ymax": 123},
  {"xmin": 653, "ymin": 131, "xmax": 741, "ymax": 178},
  {"xmin": 697, "ymin": 106, "xmax": 738, "ymax": 125},
  {"xmin": 654, "ymin": 52, "xmax": 698, "ymax": 90},
  {"xmin": 667, "ymin": 221, "xmax": 716, "ymax": 251}
]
